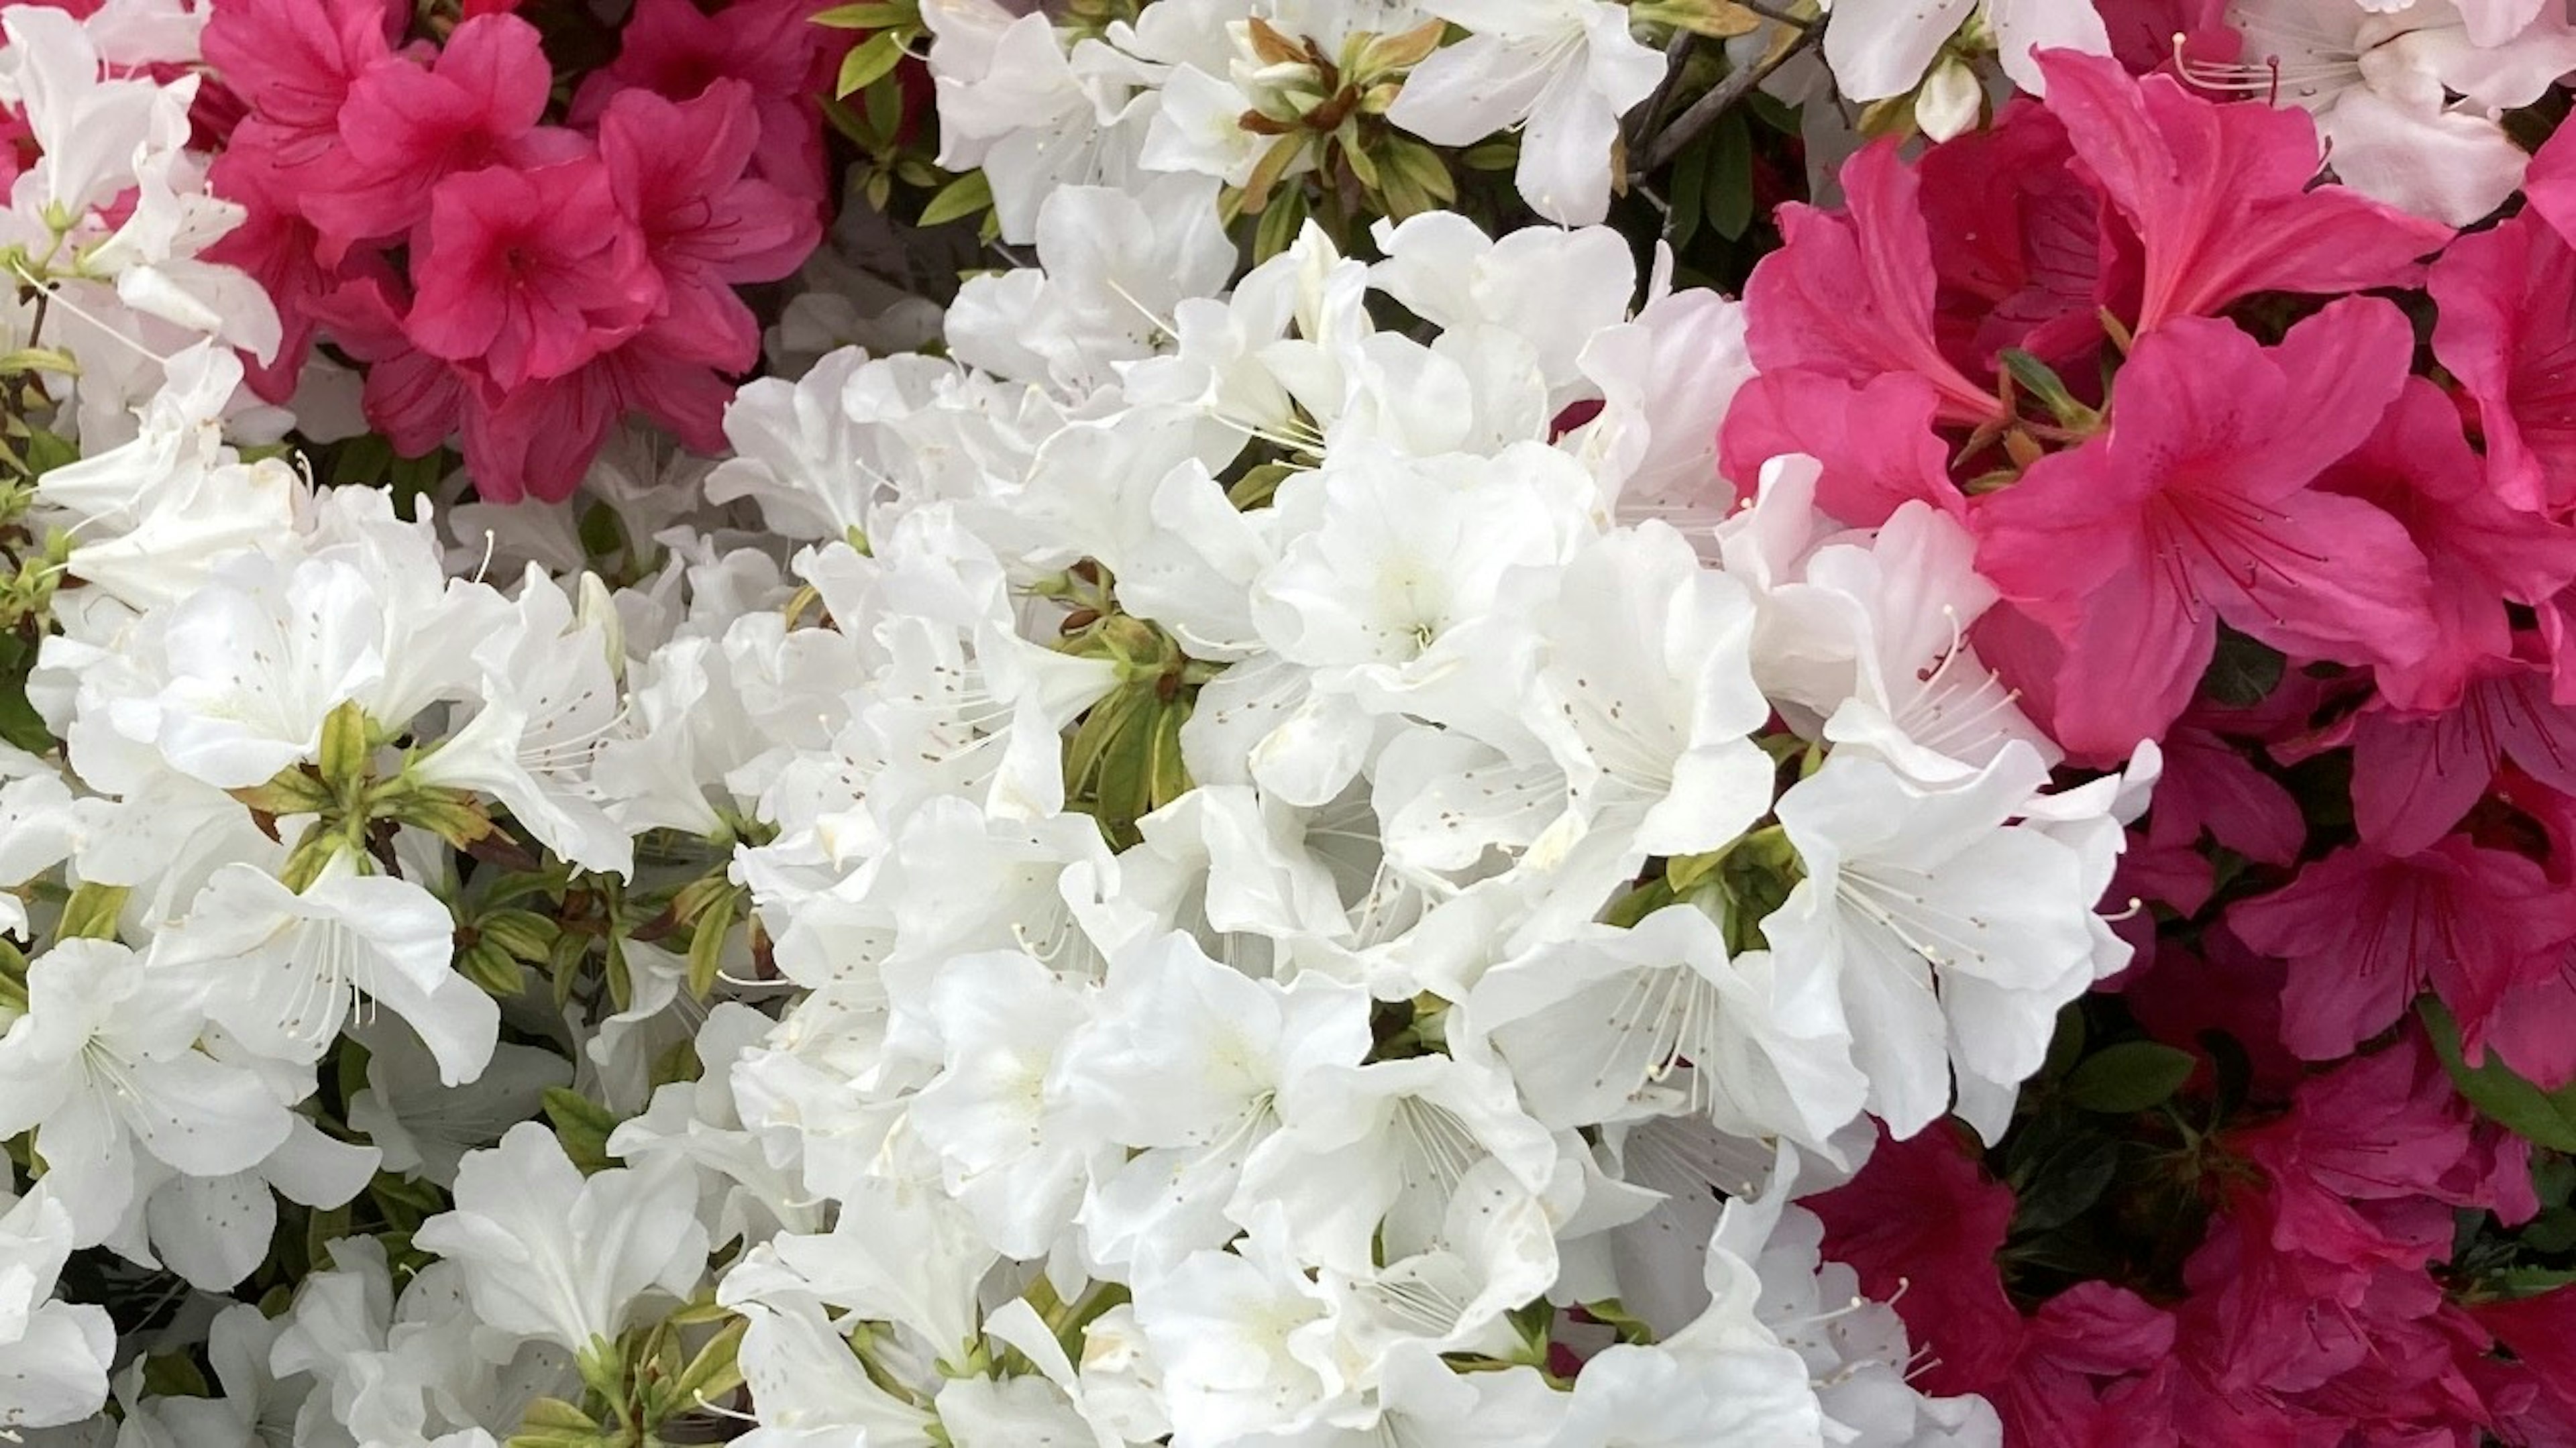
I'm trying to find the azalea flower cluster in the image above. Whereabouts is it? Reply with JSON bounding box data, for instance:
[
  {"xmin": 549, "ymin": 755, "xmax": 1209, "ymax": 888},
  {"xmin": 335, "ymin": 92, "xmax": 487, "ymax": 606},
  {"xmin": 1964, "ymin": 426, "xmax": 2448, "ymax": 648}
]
[
  {"xmin": 1704, "ymin": 28, "xmax": 2576, "ymax": 1448},
  {"xmin": 0, "ymin": 0, "xmax": 2160, "ymax": 1437},
  {"xmin": 7, "ymin": 0, "xmax": 2576, "ymax": 1443},
  {"xmin": 201, "ymin": 0, "xmax": 833, "ymax": 500},
  {"xmin": 3, "ymin": 153, "xmax": 2167, "ymax": 1445}
]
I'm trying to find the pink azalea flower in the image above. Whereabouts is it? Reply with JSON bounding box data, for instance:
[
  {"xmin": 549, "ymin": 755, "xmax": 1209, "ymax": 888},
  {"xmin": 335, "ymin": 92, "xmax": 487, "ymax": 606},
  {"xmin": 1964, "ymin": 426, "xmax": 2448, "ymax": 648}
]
[
  {"xmin": 2226, "ymin": 836, "xmax": 2576, "ymax": 1064},
  {"xmin": 568, "ymin": 0, "xmax": 833, "ymax": 204},
  {"xmin": 2093, "ymin": 0, "xmax": 2235, "ymax": 75},
  {"xmin": 2118, "ymin": 930, "xmax": 2307, "ymax": 1099},
  {"xmin": 309, "ymin": 270, "xmax": 469, "ymax": 458},
  {"xmin": 2341, "ymin": 651, "xmax": 2576, "ymax": 856},
  {"xmin": 199, "ymin": 0, "xmax": 403, "ymax": 166},
  {"xmin": 1741, "ymin": 140, "xmax": 2004, "ymax": 429},
  {"xmin": 597, "ymin": 78, "xmax": 822, "ymax": 371},
  {"xmin": 2522, "ymin": 107, "xmax": 2576, "ymax": 244},
  {"xmin": 1916, "ymin": 100, "xmax": 2106, "ymax": 374},
  {"xmin": 404, "ymin": 157, "xmax": 663, "ymax": 392},
  {"xmin": 2469, "ymin": 1288, "xmax": 2576, "ymax": 1441},
  {"xmin": 2176, "ymin": 1200, "xmax": 2492, "ymax": 1441},
  {"xmin": 1993, "ymin": 1284, "xmax": 2179, "ymax": 1448},
  {"xmin": 2141, "ymin": 725, "xmax": 2306, "ymax": 867},
  {"xmin": 2318, "ymin": 379, "xmax": 2576, "ymax": 709},
  {"xmin": 1972, "ymin": 298, "xmax": 2439, "ymax": 762},
  {"xmin": 1807, "ymin": 1122, "xmax": 2023, "ymax": 1397},
  {"xmin": 2427, "ymin": 211, "xmax": 2576, "ymax": 516},
  {"xmin": 1715, "ymin": 371, "xmax": 1960, "ymax": 526},
  {"xmin": 302, "ymin": 14, "xmax": 586, "ymax": 257},
  {"xmin": 2231, "ymin": 1039, "xmax": 2532, "ymax": 1276},
  {"xmin": 2035, "ymin": 50, "xmax": 2452, "ymax": 335},
  {"xmin": 203, "ymin": 146, "xmax": 339, "ymax": 403},
  {"xmin": 461, "ymin": 318, "xmax": 737, "ymax": 504}
]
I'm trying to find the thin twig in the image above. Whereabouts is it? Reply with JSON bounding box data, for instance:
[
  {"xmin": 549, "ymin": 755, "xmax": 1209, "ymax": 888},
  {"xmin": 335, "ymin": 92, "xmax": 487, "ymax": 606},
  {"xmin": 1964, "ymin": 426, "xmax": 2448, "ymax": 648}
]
[
  {"xmin": 1633, "ymin": 22, "xmax": 1821, "ymax": 176},
  {"xmin": 1733, "ymin": 0, "xmax": 1815, "ymax": 27},
  {"xmin": 1629, "ymin": 29, "xmax": 1701, "ymax": 154}
]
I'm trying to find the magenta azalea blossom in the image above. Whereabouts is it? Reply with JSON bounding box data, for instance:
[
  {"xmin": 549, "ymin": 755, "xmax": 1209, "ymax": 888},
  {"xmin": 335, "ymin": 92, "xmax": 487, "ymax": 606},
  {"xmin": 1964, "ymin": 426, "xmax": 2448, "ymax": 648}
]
[
  {"xmin": 2428, "ymin": 210, "xmax": 2576, "ymax": 517},
  {"xmin": 301, "ymin": 14, "xmax": 583, "ymax": 259},
  {"xmin": 1742, "ymin": 140, "xmax": 2004, "ymax": 429},
  {"xmin": 598, "ymin": 78, "xmax": 821, "ymax": 372},
  {"xmin": 1717, "ymin": 370, "xmax": 1960, "ymax": 526},
  {"xmin": 2318, "ymin": 378, "xmax": 2576, "ymax": 710},
  {"xmin": 1973, "ymin": 298, "xmax": 2439, "ymax": 761},
  {"xmin": 405, "ymin": 158, "xmax": 663, "ymax": 392},
  {"xmin": 2035, "ymin": 49, "xmax": 2453, "ymax": 335},
  {"xmin": 2228, "ymin": 836, "xmax": 2576, "ymax": 1064}
]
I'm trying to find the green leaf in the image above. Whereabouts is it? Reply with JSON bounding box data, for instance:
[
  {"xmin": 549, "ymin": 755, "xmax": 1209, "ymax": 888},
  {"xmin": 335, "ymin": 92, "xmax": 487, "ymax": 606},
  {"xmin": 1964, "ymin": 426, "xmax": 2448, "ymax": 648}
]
[
  {"xmin": 1251, "ymin": 182, "xmax": 1309, "ymax": 262},
  {"xmin": 1578, "ymin": 1299, "xmax": 1658, "ymax": 1347},
  {"xmin": 386, "ymin": 449, "xmax": 449, "ymax": 517},
  {"xmin": 1240, "ymin": 133, "xmax": 1303, "ymax": 215},
  {"xmin": 1705, "ymin": 111, "xmax": 1754, "ymax": 241},
  {"xmin": 2202, "ymin": 625, "xmax": 2286, "ymax": 709},
  {"xmin": 918, "ymin": 170, "xmax": 993, "ymax": 229},
  {"xmin": 2038, "ymin": 1001, "xmax": 2087, "ymax": 1082},
  {"xmin": 507, "ymin": 1394, "xmax": 608, "ymax": 1448},
  {"xmin": 2009, "ymin": 1131, "xmax": 2122, "ymax": 1235},
  {"xmin": 2487, "ymin": 1264, "xmax": 2576, "ymax": 1298},
  {"xmin": 1146, "ymin": 693, "xmax": 1193, "ymax": 814},
  {"xmin": 139, "ymin": 1351, "xmax": 213, "ymax": 1400},
  {"xmin": 1378, "ymin": 134, "xmax": 1455, "ymax": 212},
  {"xmin": 55, "ymin": 882, "xmax": 128, "ymax": 942},
  {"xmin": 667, "ymin": 1314, "xmax": 750, "ymax": 1416},
  {"xmin": 2423, "ymin": 998, "xmax": 2576, "ymax": 1152},
  {"xmin": 836, "ymin": 30, "xmax": 908, "ymax": 98},
  {"xmin": 1666, "ymin": 132, "xmax": 1706, "ymax": 248},
  {"xmin": 576, "ymin": 501, "xmax": 630, "ymax": 565},
  {"xmin": 2524, "ymin": 1205, "xmax": 2576, "ymax": 1254},
  {"xmin": 862, "ymin": 70, "xmax": 906, "ymax": 146},
  {"xmin": 2535, "ymin": 1150, "xmax": 2576, "ymax": 1209},
  {"xmin": 19, "ymin": 427, "xmax": 76, "ymax": 479},
  {"xmin": 457, "ymin": 938, "xmax": 530, "ymax": 999},
  {"xmin": 1998, "ymin": 347, "xmax": 2098, "ymax": 429},
  {"xmin": 685, "ymin": 886, "xmax": 739, "ymax": 999},
  {"xmin": 327, "ymin": 432, "xmax": 394, "ymax": 488},
  {"xmin": 317, "ymin": 698, "xmax": 373, "ymax": 785},
  {"xmin": 2064, "ymin": 1040, "xmax": 2198, "ymax": 1115},
  {"xmin": 543, "ymin": 1086, "xmax": 622, "ymax": 1176},
  {"xmin": 812, "ymin": 1, "xmax": 912, "ymax": 26},
  {"xmin": 477, "ymin": 908, "xmax": 560, "ymax": 962},
  {"xmin": 0, "ymin": 632, "xmax": 55, "ymax": 753}
]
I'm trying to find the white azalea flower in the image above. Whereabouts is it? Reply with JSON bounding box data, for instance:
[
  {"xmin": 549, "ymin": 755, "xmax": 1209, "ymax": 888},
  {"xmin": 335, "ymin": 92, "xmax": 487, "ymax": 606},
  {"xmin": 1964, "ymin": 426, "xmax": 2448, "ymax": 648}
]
[
  {"xmin": 2183, "ymin": 0, "xmax": 2576, "ymax": 223},
  {"xmin": 1467, "ymin": 904, "xmax": 1870, "ymax": 1152},
  {"xmin": 1132, "ymin": 1213, "xmax": 1351, "ymax": 1447},
  {"xmin": 0, "ymin": 940, "xmax": 292, "ymax": 1241},
  {"xmin": 138, "ymin": 1114, "xmax": 378, "ymax": 1291},
  {"xmin": 0, "ymin": 1186, "xmax": 115, "ymax": 1431},
  {"xmin": 905, "ymin": 948, "xmax": 1112, "ymax": 1257},
  {"xmin": 1820, "ymin": 0, "xmax": 2109, "ymax": 102},
  {"xmin": 1385, "ymin": 0, "xmax": 1666, "ymax": 224},
  {"xmin": 1060, "ymin": 930, "xmax": 1373, "ymax": 1274},
  {"xmin": 348, "ymin": 1028, "xmax": 571, "ymax": 1189},
  {"xmin": 1766, "ymin": 741, "xmax": 2105, "ymax": 1138},
  {"xmin": 1524, "ymin": 522, "xmax": 1777, "ymax": 862},
  {"xmin": 1236, "ymin": 1050, "xmax": 1560, "ymax": 1275},
  {"xmin": 413, "ymin": 1123, "xmax": 710, "ymax": 1355},
  {"xmin": 152, "ymin": 861, "xmax": 500, "ymax": 1088}
]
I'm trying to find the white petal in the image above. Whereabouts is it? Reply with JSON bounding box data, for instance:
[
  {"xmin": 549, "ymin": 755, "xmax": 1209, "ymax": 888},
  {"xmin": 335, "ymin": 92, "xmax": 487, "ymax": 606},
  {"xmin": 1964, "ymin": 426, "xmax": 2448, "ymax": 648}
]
[
  {"xmin": 1821, "ymin": 0, "xmax": 1976, "ymax": 101},
  {"xmin": 1986, "ymin": 0, "xmax": 2110, "ymax": 93},
  {"xmin": 2323, "ymin": 90, "xmax": 2530, "ymax": 227},
  {"xmin": 1387, "ymin": 34, "xmax": 1557, "ymax": 145}
]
